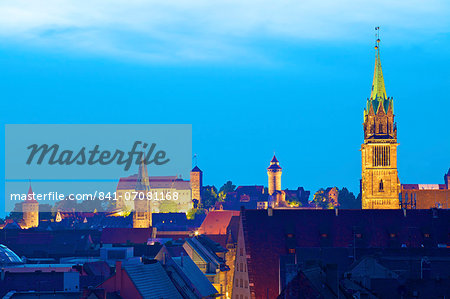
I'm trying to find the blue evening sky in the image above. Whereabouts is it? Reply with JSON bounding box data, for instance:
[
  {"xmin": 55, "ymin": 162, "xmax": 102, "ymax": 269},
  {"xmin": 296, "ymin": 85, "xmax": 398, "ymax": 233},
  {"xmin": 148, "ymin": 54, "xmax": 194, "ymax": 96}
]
[{"xmin": 1, "ymin": 1, "xmax": 449, "ymax": 215}]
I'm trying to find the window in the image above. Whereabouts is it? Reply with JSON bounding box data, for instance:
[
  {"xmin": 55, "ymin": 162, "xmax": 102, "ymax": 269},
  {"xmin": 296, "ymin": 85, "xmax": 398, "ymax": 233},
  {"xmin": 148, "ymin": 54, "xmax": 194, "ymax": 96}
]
[
  {"xmin": 236, "ymin": 279, "xmax": 239, "ymax": 286},
  {"xmin": 245, "ymin": 280, "xmax": 248, "ymax": 288},
  {"xmin": 373, "ymin": 146, "xmax": 390, "ymax": 166},
  {"xmin": 288, "ymin": 248, "xmax": 295, "ymax": 254},
  {"xmin": 240, "ymin": 279, "xmax": 243, "ymax": 288},
  {"xmin": 240, "ymin": 248, "xmax": 243, "ymax": 256},
  {"xmin": 379, "ymin": 180, "xmax": 384, "ymax": 191},
  {"xmin": 240, "ymin": 263, "xmax": 243, "ymax": 272},
  {"xmin": 244, "ymin": 263, "xmax": 246, "ymax": 272}
]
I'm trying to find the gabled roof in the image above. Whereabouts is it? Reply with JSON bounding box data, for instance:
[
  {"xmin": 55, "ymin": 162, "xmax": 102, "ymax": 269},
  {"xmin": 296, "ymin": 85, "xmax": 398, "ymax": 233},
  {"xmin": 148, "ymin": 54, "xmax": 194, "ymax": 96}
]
[
  {"xmin": 124, "ymin": 262, "xmax": 182, "ymax": 299},
  {"xmin": 172, "ymin": 255, "xmax": 217, "ymax": 297},
  {"xmin": 198, "ymin": 210, "xmax": 240, "ymax": 235},
  {"xmin": 184, "ymin": 237, "xmax": 223, "ymax": 267}
]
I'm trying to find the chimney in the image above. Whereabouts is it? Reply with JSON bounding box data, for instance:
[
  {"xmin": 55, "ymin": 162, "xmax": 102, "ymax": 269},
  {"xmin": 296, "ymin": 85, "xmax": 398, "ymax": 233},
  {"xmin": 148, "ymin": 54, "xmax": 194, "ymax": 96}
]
[
  {"xmin": 151, "ymin": 227, "xmax": 157, "ymax": 239},
  {"xmin": 268, "ymin": 207, "xmax": 273, "ymax": 217},
  {"xmin": 335, "ymin": 208, "xmax": 339, "ymax": 216},
  {"xmin": 403, "ymin": 209, "xmax": 407, "ymax": 217},
  {"xmin": 115, "ymin": 261, "xmax": 122, "ymax": 291}
]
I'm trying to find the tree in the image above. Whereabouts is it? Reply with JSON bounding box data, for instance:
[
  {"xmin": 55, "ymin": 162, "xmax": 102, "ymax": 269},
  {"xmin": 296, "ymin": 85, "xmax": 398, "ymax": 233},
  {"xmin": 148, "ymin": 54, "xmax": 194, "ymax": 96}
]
[
  {"xmin": 186, "ymin": 208, "xmax": 206, "ymax": 220},
  {"xmin": 202, "ymin": 186, "xmax": 218, "ymax": 210},
  {"xmin": 312, "ymin": 189, "xmax": 332, "ymax": 209},
  {"xmin": 219, "ymin": 181, "xmax": 236, "ymax": 195}
]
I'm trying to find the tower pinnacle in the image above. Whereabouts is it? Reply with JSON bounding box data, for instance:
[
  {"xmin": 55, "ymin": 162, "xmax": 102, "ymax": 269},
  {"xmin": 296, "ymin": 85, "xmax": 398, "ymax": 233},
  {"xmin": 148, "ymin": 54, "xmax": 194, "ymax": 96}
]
[{"xmin": 370, "ymin": 27, "xmax": 386, "ymax": 101}]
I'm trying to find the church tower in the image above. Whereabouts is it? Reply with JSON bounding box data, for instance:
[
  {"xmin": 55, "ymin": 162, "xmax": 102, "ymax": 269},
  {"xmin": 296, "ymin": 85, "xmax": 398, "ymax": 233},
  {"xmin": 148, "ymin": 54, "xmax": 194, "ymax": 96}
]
[
  {"xmin": 190, "ymin": 166, "xmax": 203, "ymax": 208},
  {"xmin": 267, "ymin": 155, "xmax": 282, "ymax": 196},
  {"xmin": 133, "ymin": 154, "xmax": 152, "ymax": 228},
  {"xmin": 22, "ymin": 184, "xmax": 39, "ymax": 228},
  {"xmin": 361, "ymin": 28, "xmax": 400, "ymax": 209}
]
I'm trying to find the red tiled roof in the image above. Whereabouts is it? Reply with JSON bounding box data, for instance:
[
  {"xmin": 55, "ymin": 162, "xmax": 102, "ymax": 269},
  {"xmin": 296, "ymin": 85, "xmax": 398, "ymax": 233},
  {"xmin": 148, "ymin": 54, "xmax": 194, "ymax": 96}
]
[
  {"xmin": 100, "ymin": 228, "xmax": 153, "ymax": 244},
  {"xmin": 242, "ymin": 208, "xmax": 450, "ymax": 299},
  {"xmin": 198, "ymin": 210, "xmax": 240, "ymax": 235}
]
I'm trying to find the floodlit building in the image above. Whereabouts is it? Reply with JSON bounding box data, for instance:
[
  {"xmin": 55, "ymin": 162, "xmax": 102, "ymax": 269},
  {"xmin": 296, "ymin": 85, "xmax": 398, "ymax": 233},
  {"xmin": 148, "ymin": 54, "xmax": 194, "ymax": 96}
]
[{"xmin": 361, "ymin": 31, "xmax": 400, "ymax": 209}]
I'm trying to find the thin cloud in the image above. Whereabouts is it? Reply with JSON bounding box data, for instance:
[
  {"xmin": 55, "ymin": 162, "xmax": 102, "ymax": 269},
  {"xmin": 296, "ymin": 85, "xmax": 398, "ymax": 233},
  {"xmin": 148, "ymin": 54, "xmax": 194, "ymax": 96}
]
[{"xmin": 0, "ymin": 0, "xmax": 449, "ymax": 63}]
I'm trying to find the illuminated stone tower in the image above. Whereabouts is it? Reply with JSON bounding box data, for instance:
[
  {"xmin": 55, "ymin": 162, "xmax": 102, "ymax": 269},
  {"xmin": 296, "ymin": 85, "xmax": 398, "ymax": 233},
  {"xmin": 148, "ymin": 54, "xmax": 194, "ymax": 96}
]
[
  {"xmin": 190, "ymin": 166, "xmax": 203, "ymax": 208},
  {"xmin": 361, "ymin": 28, "xmax": 400, "ymax": 209},
  {"xmin": 22, "ymin": 185, "xmax": 39, "ymax": 229},
  {"xmin": 267, "ymin": 155, "xmax": 282, "ymax": 196},
  {"xmin": 133, "ymin": 155, "xmax": 152, "ymax": 228}
]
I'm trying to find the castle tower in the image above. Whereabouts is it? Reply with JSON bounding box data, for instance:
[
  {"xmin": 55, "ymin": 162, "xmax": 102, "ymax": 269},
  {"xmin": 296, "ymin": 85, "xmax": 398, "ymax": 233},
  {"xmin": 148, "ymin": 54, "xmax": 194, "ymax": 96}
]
[
  {"xmin": 361, "ymin": 28, "xmax": 400, "ymax": 209},
  {"xmin": 22, "ymin": 184, "xmax": 39, "ymax": 228},
  {"xmin": 190, "ymin": 166, "xmax": 203, "ymax": 208},
  {"xmin": 267, "ymin": 155, "xmax": 282, "ymax": 196},
  {"xmin": 133, "ymin": 154, "xmax": 152, "ymax": 228}
]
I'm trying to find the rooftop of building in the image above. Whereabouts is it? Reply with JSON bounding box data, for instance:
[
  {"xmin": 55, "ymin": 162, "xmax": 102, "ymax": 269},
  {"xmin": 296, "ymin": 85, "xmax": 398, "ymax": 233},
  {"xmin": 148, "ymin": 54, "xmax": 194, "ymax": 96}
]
[{"xmin": 240, "ymin": 208, "xmax": 450, "ymax": 299}]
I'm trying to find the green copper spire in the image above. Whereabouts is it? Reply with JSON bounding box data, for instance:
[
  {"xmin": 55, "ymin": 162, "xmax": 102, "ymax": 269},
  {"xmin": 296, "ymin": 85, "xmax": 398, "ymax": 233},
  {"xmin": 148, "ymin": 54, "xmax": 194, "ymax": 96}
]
[{"xmin": 370, "ymin": 28, "xmax": 386, "ymax": 100}]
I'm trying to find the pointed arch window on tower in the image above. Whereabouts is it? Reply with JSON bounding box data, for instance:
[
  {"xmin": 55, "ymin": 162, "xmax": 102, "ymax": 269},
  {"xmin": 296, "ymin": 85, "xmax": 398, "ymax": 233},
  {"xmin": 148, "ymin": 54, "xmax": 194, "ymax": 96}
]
[{"xmin": 379, "ymin": 180, "xmax": 384, "ymax": 192}]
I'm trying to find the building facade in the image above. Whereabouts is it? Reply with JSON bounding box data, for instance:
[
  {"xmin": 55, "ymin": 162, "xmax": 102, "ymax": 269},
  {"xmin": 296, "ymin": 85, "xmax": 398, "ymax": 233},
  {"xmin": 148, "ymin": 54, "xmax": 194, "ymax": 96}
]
[
  {"xmin": 400, "ymin": 169, "xmax": 450, "ymax": 209},
  {"xmin": 361, "ymin": 34, "xmax": 400, "ymax": 209},
  {"xmin": 116, "ymin": 164, "xmax": 195, "ymax": 219}
]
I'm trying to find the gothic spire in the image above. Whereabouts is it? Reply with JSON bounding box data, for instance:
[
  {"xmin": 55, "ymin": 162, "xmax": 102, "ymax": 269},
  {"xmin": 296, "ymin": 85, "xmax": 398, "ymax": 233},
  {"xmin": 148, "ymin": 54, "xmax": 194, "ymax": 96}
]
[
  {"xmin": 136, "ymin": 152, "xmax": 150, "ymax": 191},
  {"xmin": 370, "ymin": 27, "xmax": 386, "ymax": 101}
]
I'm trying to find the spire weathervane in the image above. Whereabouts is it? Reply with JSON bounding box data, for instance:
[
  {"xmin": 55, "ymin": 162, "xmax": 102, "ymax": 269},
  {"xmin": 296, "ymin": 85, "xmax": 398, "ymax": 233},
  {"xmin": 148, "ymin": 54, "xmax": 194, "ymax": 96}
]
[
  {"xmin": 375, "ymin": 26, "xmax": 380, "ymax": 50},
  {"xmin": 193, "ymin": 153, "xmax": 198, "ymax": 166},
  {"xmin": 370, "ymin": 26, "xmax": 386, "ymax": 100}
]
